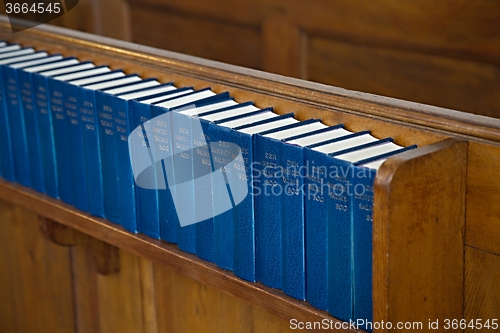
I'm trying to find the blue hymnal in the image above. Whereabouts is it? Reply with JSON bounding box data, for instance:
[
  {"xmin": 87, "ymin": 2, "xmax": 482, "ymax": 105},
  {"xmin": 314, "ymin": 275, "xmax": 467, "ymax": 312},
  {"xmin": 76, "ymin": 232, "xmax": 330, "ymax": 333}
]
[{"xmin": 329, "ymin": 142, "xmax": 416, "ymax": 329}]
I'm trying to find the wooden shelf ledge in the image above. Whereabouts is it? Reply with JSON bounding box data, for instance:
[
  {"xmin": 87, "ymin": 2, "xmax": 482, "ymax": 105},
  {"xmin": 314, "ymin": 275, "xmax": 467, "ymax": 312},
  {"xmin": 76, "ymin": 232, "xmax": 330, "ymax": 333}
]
[{"xmin": 0, "ymin": 180, "xmax": 362, "ymax": 333}]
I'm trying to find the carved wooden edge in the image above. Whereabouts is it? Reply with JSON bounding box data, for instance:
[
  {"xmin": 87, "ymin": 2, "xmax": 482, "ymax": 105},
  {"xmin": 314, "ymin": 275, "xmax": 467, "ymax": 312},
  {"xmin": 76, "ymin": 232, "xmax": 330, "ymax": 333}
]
[
  {"xmin": 373, "ymin": 138, "xmax": 467, "ymax": 333},
  {"xmin": 39, "ymin": 217, "xmax": 120, "ymax": 275},
  {"xmin": 0, "ymin": 180, "xmax": 363, "ymax": 333},
  {"xmin": 1, "ymin": 16, "xmax": 500, "ymax": 143}
]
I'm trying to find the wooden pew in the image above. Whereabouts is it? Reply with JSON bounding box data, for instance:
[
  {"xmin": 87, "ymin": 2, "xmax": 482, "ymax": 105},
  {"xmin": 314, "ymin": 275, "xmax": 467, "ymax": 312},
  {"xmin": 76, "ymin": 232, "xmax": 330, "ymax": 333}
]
[{"xmin": 0, "ymin": 16, "xmax": 498, "ymax": 333}]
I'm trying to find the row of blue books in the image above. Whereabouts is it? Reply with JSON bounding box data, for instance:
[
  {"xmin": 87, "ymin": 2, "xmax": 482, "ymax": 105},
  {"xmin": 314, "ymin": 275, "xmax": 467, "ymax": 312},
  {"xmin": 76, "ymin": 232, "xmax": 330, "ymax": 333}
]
[{"xmin": 0, "ymin": 41, "xmax": 417, "ymax": 328}]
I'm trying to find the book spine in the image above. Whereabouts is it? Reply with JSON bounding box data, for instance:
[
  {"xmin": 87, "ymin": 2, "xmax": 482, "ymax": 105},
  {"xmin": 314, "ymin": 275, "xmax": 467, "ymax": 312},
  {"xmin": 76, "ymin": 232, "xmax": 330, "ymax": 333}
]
[
  {"xmin": 79, "ymin": 88, "xmax": 104, "ymax": 217},
  {"xmin": 18, "ymin": 70, "xmax": 44, "ymax": 192},
  {"xmin": 304, "ymin": 148, "xmax": 329, "ymax": 310},
  {"xmin": 4, "ymin": 66, "xmax": 31, "ymax": 186},
  {"xmin": 114, "ymin": 99, "xmax": 138, "ymax": 233},
  {"xmin": 352, "ymin": 167, "xmax": 376, "ymax": 327},
  {"xmin": 49, "ymin": 78, "xmax": 73, "ymax": 204},
  {"xmin": 170, "ymin": 110, "xmax": 196, "ymax": 253},
  {"xmin": 64, "ymin": 83, "xmax": 88, "ymax": 211},
  {"xmin": 33, "ymin": 74, "xmax": 58, "ymax": 198},
  {"xmin": 232, "ymin": 131, "xmax": 256, "ymax": 282},
  {"xmin": 150, "ymin": 105, "xmax": 178, "ymax": 243},
  {"xmin": 208, "ymin": 125, "xmax": 237, "ymax": 270},
  {"xmin": 280, "ymin": 142, "xmax": 306, "ymax": 300},
  {"xmin": 131, "ymin": 100, "xmax": 159, "ymax": 238},
  {"xmin": 326, "ymin": 158, "xmax": 353, "ymax": 322},
  {"xmin": 254, "ymin": 135, "xmax": 283, "ymax": 289},
  {"xmin": 194, "ymin": 118, "xmax": 216, "ymax": 263},
  {"xmin": 0, "ymin": 65, "xmax": 15, "ymax": 181},
  {"xmin": 96, "ymin": 92, "xmax": 120, "ymax": 224}
]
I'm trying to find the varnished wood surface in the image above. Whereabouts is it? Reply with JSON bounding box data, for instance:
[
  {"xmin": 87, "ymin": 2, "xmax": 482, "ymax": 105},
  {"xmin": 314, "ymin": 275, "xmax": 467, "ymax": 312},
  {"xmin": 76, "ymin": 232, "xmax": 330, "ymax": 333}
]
[
  {"xmin": 120, "ymin": 0, "xmax": 500, "ymax": 117},
  {"xmin": 0, "ymin": 199, "xmax": 307, "ymax": 333},
  {"xmin": 0, "ymin": 20, "xmax": 498, "ymax": 332},
  {"xmin": 3, "ymin": 16, "xmax": 500, "ymax": 143},
  {"xmin": 0, "ymin": 181, "xmax": 358, "ymax": 333},
  {"xmin": 2, "ymin": 16, "xmax": 499, "ymax": 258},
  {"xmin": 373, "ymin": 139, "xmax": 467, "ymax": 332},
  {"xmin": 465, "ymin": 247, "xmax": 500, "ymax": 333}
]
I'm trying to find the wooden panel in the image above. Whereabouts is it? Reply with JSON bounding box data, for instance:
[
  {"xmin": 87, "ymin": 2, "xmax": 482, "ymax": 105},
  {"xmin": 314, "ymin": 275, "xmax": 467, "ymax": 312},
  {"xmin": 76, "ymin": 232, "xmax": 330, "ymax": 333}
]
[
  {"xmin": 154, "ymin": 263, "xmax": 296, "ymax": 333},
  {"xmin": 465, "ymin": 247, "xmax": 500, "ymax": 332},
  {"xmin": 262, "ymin": 17, "xmax": 307, "ymax": 78},
  {"xmin": 129, "ymin": 4, "xmax": 262, "ymax": 70},
  {"xmin": 71, "ymin": 245, "xmax": 102, "ymax": 333},
  {"xmin": 373, "ymin": 139, "xmax": 466, "ymax": 332},
  {"xmin": 127, "ymin": 0, "xmax": 500, "ymax": 64},
  {"xmin": 0, "ymin": 200, "xmax": 77, "ymax": 333},
  {"xmin": 95, "ymin": 249, "xmax": 147, "ymax": 333},
  {"xmin": 0, "ymin": 181, "xmax": 355, "ymax": 332},
  {"xmin": 308, "ymin": 36, "xmax": 500, "ymax": 117},
  {"xmin": 466, "ymin": 142, "xmax": 500, "ymax": 257}
]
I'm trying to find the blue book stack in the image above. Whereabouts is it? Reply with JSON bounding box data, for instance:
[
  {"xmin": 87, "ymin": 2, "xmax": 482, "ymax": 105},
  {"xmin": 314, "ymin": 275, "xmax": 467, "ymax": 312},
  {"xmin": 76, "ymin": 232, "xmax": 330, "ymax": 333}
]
[
  {"xmin": 0, "ymin": 50, "xmax": 51, "ymax": 185},
  {"xmin": 328, "ymin": 142, "xmax": 417, "ymax": 330},
  {"xmin": 307, "ymin": 132, "xmax": 383, "ymax": 318},
  {"xmin": 177, "ymin": 102, "xmax": 263, "ymax": 263},
  {"xmin": 32, "ymin": 61, "xmax": 105, "ymax": 198},
  {"xmin": 253, "ymin": 119, "xmax": 331, "ymax": 298},
  {"xmin": 111, "ymin": 83, "xmax": 180, "ymax": 237},
  {"xmin": 0, "ymin": 52, "xmax": 53, "ymax": 186},
  {"xmin": 17, "ymin": 58, "xmax": 96, "ymax": 193},
  {"xmin": 94, "ymin": 77, "xmax": 161, "ymax": 229},
  {"xmin": 209, "ymin": 109, "xmax": 279, "ymax": 278},
  {"xmin": 0, "ymin": 41, "xmax": 423, "ymax": 326},
  {"xmin": 51, "ymin": 67, "xmax": 124, "ymax": 211},
  {"xmin": 136, "ymin": 87, "xmax": 195, "ymax": 243},
  {"xmin": 153, "ymin": 89, "xmax": 228, "ymax": 253},
  {"xmin": 226, "ymin": 113, "xmax": 302, "ymax": 281},
  {"xmin": 302, "ymin": 131, "xmax": 382, "ymax": 311}
]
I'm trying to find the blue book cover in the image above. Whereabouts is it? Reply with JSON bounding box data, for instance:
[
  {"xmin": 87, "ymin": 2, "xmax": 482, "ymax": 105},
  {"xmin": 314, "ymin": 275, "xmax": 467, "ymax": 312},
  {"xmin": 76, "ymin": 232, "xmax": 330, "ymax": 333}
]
[
  {"xmin": 94, "ymin": 77, "xmax": 158, "ymax": 228},
  {"xmin": 76, "ymin": 73, "xmax": 144, "ymax": 218},
  {"xmin": 47, "ymin": 59, "xmax": 92, "ymax": 205},
  {"xmin": 31, "ymin": 59, "xmax": 93, "ymax": 198},
  {"xmin": 175, "ymin": 101, "xmax": 262, "ymax": 264},
  {"xmin": 257, "ymin": 123, "xmax": 343, "ymax": 300},
  {"xmin": 130, "ymin": 87, "xmax": 195, "ymax": 242},
  {"xmin": 335, "ymin": 144, "xmax": 416, "ymax": 330},
  {"xmin": 15, "ymin": 55, "xmax": 75, "ymax": 192},
  {"xmin": 114, "ymin": 83, "xmax": 178, "ymax": 237},
  {"xmin": 177, "ymin": 99, "xmax": 239, "ymax": 262},
  {"xmin": 54, "ymin": 67, "xmax": 122, "ymax": 211},
  {"xmin": 208, "ymin": 108, "xmax": 278, "ymax": 280},
  {"xmin": 318, "ymin": 137, "xmax": 393, "ymax": 321},
  {"xmin": 223, "ymin": 113, "xmax": 299, "ymax": 282},
  {"xmin": 253, "ymin": 119, "xmax": 328, "ymax": 291},
  {"xmin": 128, "ymin": 87, "xmax": 176, "ymax": 238},
  {"xmin": 303, "ymin": 130, "xmax": 379, "ymax": 310},
  {"xmin": 150, "ymin": 88, "xmax": 228, "ymax": 253},
  {"xmin": 2, "ymin": 52, "xmax": 52, "ymax": 186},
  {"xmin": 0, "ymin": 47, "xmax": 37, "ymax": 182},
  {"xmin": 157, "ymin": 89, "xmax": 221, "ymax": 254},
  {"xmin": 136, "ymin": 87, "xmax": 194, "ymax": 243}
]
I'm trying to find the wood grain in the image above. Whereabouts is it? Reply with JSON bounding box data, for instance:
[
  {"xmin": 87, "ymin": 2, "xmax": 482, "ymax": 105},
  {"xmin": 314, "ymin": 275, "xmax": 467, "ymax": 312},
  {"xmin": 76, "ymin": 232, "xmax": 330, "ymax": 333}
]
[
  {"xmin": 263, "ymin": 17, "xmax": 307, "ymax": 78},
  {"xmin": 465, "ymin": 247, "xmax": 500, "ymax": 333},
  {"xmin": 308, "ymin": 36, "xmax": 500, "ymax": 118},
  {"xmin": 0, "ymin": 181, "xmax": 356, "ymax": 333},
  {"xmin": 373, "ymin": 139, "xmax": 467, "ymax": 332},
  {"xmin": 118, "ymin": 0, "xmax": 500, "ymax": 117},
  {"xmin": 465, "ymin": 142, "xmax": 500, "ymax": 257},
  {"xmin": 130, "ymin": 5, "xmax": 262, "ymax": 70},
  {"xmin": 0, "ymin": 201, "xmax": 77, "ymax": 333}
]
